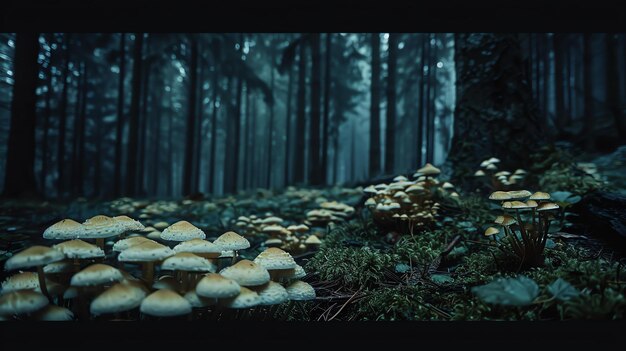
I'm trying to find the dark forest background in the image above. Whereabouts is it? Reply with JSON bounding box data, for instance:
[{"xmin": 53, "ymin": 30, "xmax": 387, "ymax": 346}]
[{"xmin": 0, "ymin": 33, "xmax": 625, "ymax": 199}]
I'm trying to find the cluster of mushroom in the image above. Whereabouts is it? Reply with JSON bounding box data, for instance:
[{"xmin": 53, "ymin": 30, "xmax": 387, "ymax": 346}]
[
  {"xmin": 305, "ymin": 201, "xmax": 355, "ymax": 228},
  {"xmin": 1, "ymin": 216, "xmax": 315, "ymax": 321},
  {"xmin": 474, "ymin": 157, "xmax": 528, "ymax": 190},
  {"xmin": 483, "ymin": 190, "xmax": 561, "ymax": 269},
  {"xmin": 363, "ymin": 163, "xmax": 448, "ymax": 234},
  {"xmin": 234, "ymin": 214, "xmax": 321, "ymax": 254}
]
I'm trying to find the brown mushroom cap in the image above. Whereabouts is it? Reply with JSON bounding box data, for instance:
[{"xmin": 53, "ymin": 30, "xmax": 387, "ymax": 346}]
[
  {"xmin": 529, "ymin": 192, "xmax": 551, "ymax": 200},
  {"xmin": 253, "ymin": 248, "xmax": 297, "ymax": 270},
  {"xmin": 506, "ymin": 190, "xmax": 532, "ymax": 199},
  {"xmin": 219, "ymin": 259, "xmax": 270, "ymax": 287},
  {"xmin": 90, "ymin": 282, "xmax": 147, "ymax": 315},
  {"xmin": 32, "ymin": 304, "xmax": 74, "ymax": 321},
  {"xmin": 117, "ymin": 240, "xmax": 174, "ymax": 262},
  {"xmin": 82, "ymin": 215, "xmax": 127, "ymax": 239},
  {"xmin": 4, "ymin": 246, "xmax": 64, "ymax": 271},
  {"xmin": 223, "ymin": 287, "xmax": 261, "ymax": 309},
  {"xmin": 286, "ymin": 280, "xmax": 316, "ymax": 301},
  {"xmin": 537, "ymin": 202, "xmax": 560, "ymax": 211},
  {"xmin": 160, "ymin": 221, "xmax": 206, "ymax": 242},
  {"xmin": 489, "ymin": 191, "xmax": 512, "ymax": 201},
  {"xmin": 0, "ymin": 289, "xmax": 48, "ymax": 315},
  {"xmin": 140, "ymin": 289, "xmax": 192, "ymax": 317},
  {"xmin": 484, "ymin": 227, "xmax": 500, "ymax": 236},
  {"xmin": 256, "ymin": 281, "xmax": 289, "ymax": 305},
  {"xmin": 195, "ymin": 273, "xmax": 241, "ymax": 299},
  {"xmin": 502, "ymin": 201, "xmax": 532, "ymax": 210},
  {"xmin": 52, "ymin": 239, "xmax": 105, "ymax": 259},
  {"xmin": 70, "ymin": 264, "xmax": 123, "ymax": 286},
  {"xmin": 494, "ymin": 215, "xmax": 517, "ymax": 226},
  {"xmin": 43, "ymin": 219, "xmax": 84, "ymax": 240},
  {"xmin": 416, "ymin": 163, "xmax": 441, "ymax": 176},
  {"xmin": 173, "ymin": 239, "xmax": 222, "ymax": 258},
  {"xmin": 213, "ymin": 231, "xmax": 250, "ymax": 251},
  {"xmin": 161, "ymin": 253, "xmax": 216, "ymax": 272},
  {"xmin": 113, "ymin": 236, "xmax": 151, "ymax": 252},
  {"xmin": 113, "ymin": 215, "xmax": 145, "ymax": 232}
]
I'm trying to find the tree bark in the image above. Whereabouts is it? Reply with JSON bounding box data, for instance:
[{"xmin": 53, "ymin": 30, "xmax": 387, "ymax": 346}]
[
  {"xmin": 114, "ymin": 33, "xmax": 125, "ymax": 197},
  {"xmin": 553, "ymin": 34, "xmax": 565, "ymax": 133},
  {"xmin": 583, "ymin": 33, "xmax": 594, "ymax": 150},
  {"xmin": 416, "ymin": 34, "xmax": 426, "ymax": 167},
  {"xmin": 369, "ymin": 33, "xmax": 381, "ymax": 177},
  {"xmin": 208, "ymin": 66, "xmax": 219, "ymax": 194},
  {"xmin": 284, "ymin": 60, "xmax": 293, "ymax": 186},
  {"xmin": 385, "ymin": 33, "xmax": 398, "ymax": 174},
  {"xmin": 56, "ymin": 34, "xmax": 71, "ymax": 197},
  {"xmin": 267, "ymin": 43, "xmax": 276, "ymax": 188},
  {"xmin": 293, "ymin": 41, "xmax": 306, "ymax": 184},
  {"xmin": 41, "ymin": 34, "xmax": 54, "ymax": 194},
  {"xmin": 2, "ymin": 33, "xmax": 40, "ymax": 198},
  {"xmin": 309, "ymin": 33, "xmax": 322, "ymax": 185},
  {"xmin": 447, "ymin": 33, "xmax": 543, "ymax": 183},
  {"xmin": 605, "ymin": 33, "xmax": 626, "ymax": 139},
  {"xmin": 322, "ymin": 33, "xmax": 331, "ymax": 185},
  {"xmin": 426, "ymin": 34, "xmax": 436, "ymax": 164},
  {"xmin": 125, "ymin": 33, "xmax": 144, "ymax": 197},
  {"xmin": 183, "ymin": 36, "xmax": 198, "ymax": 196}
]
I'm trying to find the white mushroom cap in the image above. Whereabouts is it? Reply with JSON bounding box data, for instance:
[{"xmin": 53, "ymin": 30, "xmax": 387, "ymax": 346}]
[
  {"xmin": 257, "ymin": 281, "xmax": 289, "ymax": 305},
  {"xmin": 253, "ymin": 247, "xmax": 297, "ymax": 270},
  {"xmin": 113, "ymin": 236, "xmax": 151, "ymax": 252},
  {"xmin": 117, "ymin": 240, "xmax": 174, "ymax": 262},
  {"xmin": 52, "ymin": 239, "xmax": 105, "ymax": 259},
  {"xmin": 161, "ymin": 253, "xmax": 217, "ymax": 272},
  {"xmin": 81, "ymin": 215, "xmax": 127, "ymax": 239},
  {"xmin": 0, "ymin": 290, "xmax": 48, "ymax": 315},
  {"xmin": 213, "ymin": 231, "xmax": 250, "ymax": 251},
  {"xmin": 195, "ymin": 273, "xmax": 241, "ymax": 299},
  {"xmin": 224, "ymin": 287, "xmax": 261, "ymax": 309},
  {"xmin": 184, "ymin": 289, "xmax": 215, "ymax": 308},
  {"xmin": 286, "ymin": 280, "xmax": 316, "ymax": 301},
  {"xmin": 113, "ymin": 215, "xmax": 145, "ymax": 232},
  {"xmin": 160, "ymin": 221, "xmax": 206, "ymax": 241},
  {"xmin": 173, "ymin": 239, "xmax": 222, "ymax": 258},
  {"xmin": 43, "ymin": 261, "xmax": 73, "ymax": 274},
  {"xmin": 219, "ymin": 260, "xmax": 270, "ymax": 287},
  {"xmin": 70, "ymin": 264, "xmax": 123, "ymax": 286},
  {"xmin": 43, "ymin": 219, "xmax": 84, "ymax": 240},
  {"xmin": 4, "ymin": 246, "xmax": 64, "ymax": 270},
  {"xmin": 261, "ymin": 216, "xmax": 284, "ymax": 225},
  {"xmin": 90, "ymin": 283, "xmax": 147, "ymax": 315},
  {"xmin": 1, "ymin": 272, "xmax": 40, "ymax": 293},
  {"xmin": 32, "ymin": 305, "xmax": 74, "ymax": 321},
  {"xmin": 140, "ymin": 289, "xmax": 192, "ymax": 317},
  {"xmin": 152, "ymin": 221, "xmax": 169, "ymax": 231}
]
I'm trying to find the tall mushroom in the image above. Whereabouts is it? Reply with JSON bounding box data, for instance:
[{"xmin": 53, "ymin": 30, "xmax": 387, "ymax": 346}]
[
  {"xmin": 117, "ymin": 240, "xmax": 174, "ymax": 284},
  {"xmin": 82, "ymin": 215, "xmax": 128, "ymax": 250},
  {"xmin": 161, "ymin": 253, "xmax": 216, "ymax": 292},
  {"xmin": 4, "ymin": 245, "xmax": 64, "ymax": 300},
  {"xmin": 213, "ymin": 231, "xmax": 250, "ymax": 265}
]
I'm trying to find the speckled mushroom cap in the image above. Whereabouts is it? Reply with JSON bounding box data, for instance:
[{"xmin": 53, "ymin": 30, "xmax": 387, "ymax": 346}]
[
  {"xmin": 43, "ymin": 219, "xmax": 84, "ymax": 240},
  {"xmin": 4, "ymin": 245, "xmax": 64, "ymax": 270},
  {"xmin": 112, "ymin": 236, "xmax": 151, "ymax": 252},
  {"xmin": 286, "ymin": 224, "xmax": 309, "ymax": 233},
  {"xmin": 0, "ymin": 290, "xmax": 48, "ymax": 315},
  {"xmin": 160, "ymin": 221, "xmax": 206, "ymax": 241},
  {"xmin": 195, "ymin": 273, "xmax": 241, "ymax": 299},
  {"xmin": 489, "ymin": 191, "xmax": 512, "ymax": 201},
  {"xmin": 161, "ymin": 253, "xmax": 217, "ymax": 272},
  {"xmin": 140, "ymin": 289, "xmax": 192, "ymax": 317},
  {"xmin": 70, "ymin": 264, "xmax": 123, "ymax": 286},
  {"xmin": 537, "ymin": 202, "xmax": 560, "ymax": 211},
  {"xmin": 81, "ymin": 215, "xmax": 127, "ymax": 239},
  {"xmin": 506, "ymin": 190, "xmax": 532, "ymax": 199},
  {"xmin": 304, "ymin": 235, "xmax": 322, "ymax": 245},
  {"xmin": 224, "ymin": 287, "xmax": 261, "ymax": 309},
  {"xmin": 113, "ymin": 215, "xmax": 145, "ymax": 232},
  {"xmin": 213, "ymin": 231, "xmax": 250, "ymax": 251},
  {"xmin": 90, "ymin": 283, "xmax": 147, "ymax": 315},
  {"xmin": 1, "ymin": 272, "xmax": 40, "ymax": 293},
  {"xmin": 173, "ymin": 239, "xmax": 222, "ymax": 258},
  {"xmin": 257, "ymin": 281, "xmax": 288, "ymax": 305},
  {"xmin": 184, "ymin": 289, "xmax": 215, "ymax": 308},
  {"xmin": 43, "ymin": 261, "xmax": 73, "ymax": 274},
  {"xmin": 416, "ymin": 163, "xmax": 441, "ymax": 176},
  {"xmin": 117, "ymin": 240, "xmax": 174, "ymax": 262},
  {"xmin": 281, "ymin": 264, "xmax": 307, "ymax": 280},
  {"xmin": 219, "ymin": 260, "xmax": 270, "ymax": 287},
  {"xmin": 529, "ymin": 192, "xmax": 551, "ymax": 200},
  {"xmin": 286, "ymin": 280, "xmax": 316, "ymax": 301},
  {"xmin": 32, "ymin": 305, "xmax": 74, "ymax": 321},
  {"xmin": 52, "ymin": 239, "xmax": 105, "ymax": 259},
  {"xmin": 253, "ymin": 248, "xmax": 297, "ymax": 270}
]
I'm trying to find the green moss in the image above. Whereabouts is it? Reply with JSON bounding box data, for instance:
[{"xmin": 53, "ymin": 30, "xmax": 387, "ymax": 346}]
[
  {"xmin": 306, "ymin": 246, "xmax": 397, "ymax": 289},
  {"xmin": 356, "ymin": 286, "xmax": 442, "ymax": 321}
]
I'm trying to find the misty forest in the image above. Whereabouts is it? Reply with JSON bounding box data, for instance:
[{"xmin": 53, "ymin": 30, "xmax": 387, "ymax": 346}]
[{"xmin": 0, "ymin": 32, "xmax": 625, "ymax": 321}]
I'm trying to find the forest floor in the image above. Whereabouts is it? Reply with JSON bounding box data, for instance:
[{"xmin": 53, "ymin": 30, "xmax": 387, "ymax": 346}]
[{"xmin": 1, "ymin": 144, "xmax": 625, "ymax": 320}]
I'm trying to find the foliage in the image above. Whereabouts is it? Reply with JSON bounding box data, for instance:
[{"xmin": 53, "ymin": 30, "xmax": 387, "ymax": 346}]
[{"xmin": 472, "ymin": 275, "xmax": 539, "ymax": 306}]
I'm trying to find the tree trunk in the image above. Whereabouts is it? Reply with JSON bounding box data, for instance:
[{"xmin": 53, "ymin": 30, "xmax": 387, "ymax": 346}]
[
  {"xmin": 76, "ymin": 62, "xmax": 87, "ymax": 196},
  {"xmin": 251, "ymin": 95, "xmax": 258, "ymax": 188},
  {"xmin": 424, "ymin": 35, "xmax": 433, "ymax": 164},
  {"xmin": 416, "ymin": 34, "xmax": 426, "ymax": 167},
  {"xmin": 322, "ymin": 33, "xmax": 331, "ymax": 185},
  {"xmin": 309, "ymin": 33, "xmax": 322, "ymax": 185},
  {"xmin": 284, "ymin": 62, "xmax": 293, "ymax": 186},
  {"xmin": 427, "ymin": 34, "xmax": 436, "ymax": 164},
  {"xmin": 194, "ymin": 56, "xmax": 204, "ymax": 193},
  {"xmin": 553, "ymin": 34, "xmax": 565, "ymax": 133},
  {"xmin": 114, "ymin": 33, "xmax": 125, "ymax": 197},
  {"xmin": 243, "ymin": 84, "xmax": 250, "ymax": 189},
  {"xmin": 41, "ymin": 34, "xmax": 54, "ymax": 194},
  {"xmin": 293, "ymin": 41, "xmax": 307, "ymax": 184},
  {"xmin": 70, "ymin": 63, "xmax": 83, "ymax": 197},
  {"xmin": 183, "ymin": 37, "xmax": 198, "ymax": 196},
  {"xmin": 137, "ymin": 60, "xmax": 151, "ymax": 197},
  {"xmin": 2, "ymin": 33, "xmax": 40, "ymax": 198},
  {"xmin": 208, "ymin": 67, "xmax": 219, "ymax": 194},
  {"xmin": 57, "ymin": 34, "xmax": 71, "ymax": 198},
  {"xmin": 605, "ymin": 33, "xmax": 626, "ymax": 139},
  {"xmin": 152, "ymin": 79, "xmax": 164, "ymax": 196},
  {"xmin": 267, "ymin": 44, "xmax": 276, "ymax": 188},
  {"xmin": 233, "ymin": 60, "xmax": 243, "ymax": 193},
  {"xmin": 385, "ymin": 33, "xmax": 398, "ymax": 174},
  {"xmin": 447, "ymin": 33, "xmax": 543, "ymax": 183},
  {"xmin": 543, "ymin": 34, "xmax": 551, "ymax": 119},
  {"xmin": 167, "ymin": 84, "xmax": 174, "ymax": 197},
  {"xmin": 94, "ymin": 106, "xmax": 102, "ymax": 197},
  {"xmin": 125, "ymin": 33, "xmax": 144, "ymax": 197},
  {"xmin": 583, "ymin": 33, "xmax": 594, "ymax": 150},
  {"xmin": 369, "ymin": 33, "xmax": 381, "ymax": 177}
]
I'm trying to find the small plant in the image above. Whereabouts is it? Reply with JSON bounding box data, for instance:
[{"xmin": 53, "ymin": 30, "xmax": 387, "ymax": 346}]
[
  {"xmin": 483, "ymin": 190, "xmax": 561, "ymax": 271},
  {"xmin": 473, "ymin": 157, "xmax": 528, "ymax": 191}
]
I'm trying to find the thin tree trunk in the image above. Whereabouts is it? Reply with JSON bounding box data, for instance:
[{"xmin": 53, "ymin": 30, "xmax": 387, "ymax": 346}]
[
  {"xmin": 385, "ymin": 33, "xmax": 397, "ymax": 174},
  {"xmin": 41, "ymin": 34, "xmax": 54, "ymax": 194},
  {"xmin": 57, "ymin": 34, "xmax": 71, "ymax": 198},
  {"xmin": 605, "ymin": 33, "xmax": 626, "ymax": 138},
  {"xmin": 194, "ymin": 57, "xmax": 204, "ymax": 193},
  {"xmin": 114, "ymin": 33, "xmax": 125, "ymax": 197},
  {"xmin": 543, "ymin": 34, "xmax": 551, "ymax": 119},
  {"xmin": 2, "ymin": 33, "xmax": 40, "ymax": 198},
  {"xmin": 243, "ymin": 85, "xmax": 250, "ymax": 189},
  {"xmin": 424, "ymin": 34, "xmax": 433, "ymax": 164},
  {"xmin": 251, "ymin": 96, "xmax": 257, "ymax": 188},
  {"xmin": 152, "ymin": 79, "xmax": 164, "ymax": 195},
  {"xmin": 369, "ymin": 33, "xmax": 381, "ymax": 177},
  {"xmin": 70, "ymin": 64, "xmax": 83, "ymax": 197},
  {"xmin": 76, "ymin": 62, "xmax": 87, "ymax": 196},
  {"xmin": 94, "ymin": 106, "xmax": 102, "ymax": 197},
  {"xmin": 183, "ymin": 36, "xmax": 198, "ymax": 196},
  {"xmin": 208, "ymin": 67, "xmax": 219, "ymax": 194},
  {"xmin": 167, "ymin": 83, "xmax": 174, "ymax": 197},
  {"xmin": 309, "ymin": 33, "xmax": 322, "ymax": 185},
  {"xmin": 350, "ymin": 119, "xmax": 356, "ymax": 180},
  {"xmin": 416, "ymin": 34, "xmax": 426, "ymax": 167},
  {"xmin": 284, "ymin": 62, "xmax": 293, "ymax": 186},
  {"xmin": 583, "ymin": 33, "xmax": 594, "ymax": 149},
  {"xmin": 322, "ymin": 33, "xmax": 331, "ymax": 185},
  {"xmin": 427, "ymin": 35, "xmax": 437, "ymax": 164},
  {"xmin": 267, "ymin": 44, "xmax": 275, "ymax": 188},
  {"xmin": 293, "ymin": 41, "xmax": 306, "ymax": 184},
  {"xmin": 553, "ymin": 34, "xmax": 565, "ymax": 133},
  {"xmin": 233, "ymin": 59, "xmax": 243, "ymax": 193},
  {"xmin": 125, "ymin": 33, "xmax": 144, "ymax": 197},
  {"xmin": 137, "ymin": 61, "xmax": 150, "ymax": 197}
]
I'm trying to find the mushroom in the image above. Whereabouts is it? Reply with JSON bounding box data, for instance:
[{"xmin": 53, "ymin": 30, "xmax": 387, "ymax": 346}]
[
  {"xmin": 160, "ymin": 220, "xmax": 206, "ymax": 242},
  {"xmin": 219, "ymin": 259, "xmax": 270, "ymax": 287},
  {"xmin": 90, "ymin": 282, "xmax": 147, "ymax": 316},
  {"xmin": 4, "ymin": 245, "xmax": 64, "ymax": 300},
  {"xmin": 43, "ymin": 219, "xmax": 84, "ymax": 240},
  {"xmin": 52, "ymin": 239, "xmax": 105, "ymax": 268},
  {"xmin": 213, "ymin": 231, "xmax": 250, "ymax": 264},
  {"xmin": 82, "ymin": 215, "xmax": 128, "ymax": 249},
  {"xmin": 117, "ymin": 240, "xmax": 174, "ymax": 284},
  {"xmin": 161, "ymin": 253, "xmax": 216, "ymax": 292},
  {"xmin": 140, "ymin": 289, "xmax": 192, "ymax": 318},
  {"xmin": 0, "ymin": 289, "xmax": 49, "ymax": 318},
  {"xmin": 196, "ymin": 273, "xmax": 241, "ymax": 315},
  {"xmin": 253, "ymin": 248, "xmax": 297, "ymax": 281},
  {"xmin": 31, "ymin": 304, "xmax": 74, "ymax": 321}
]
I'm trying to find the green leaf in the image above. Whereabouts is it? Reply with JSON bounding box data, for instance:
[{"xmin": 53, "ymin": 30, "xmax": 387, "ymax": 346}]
[
  {"xmin": 472, "ymin": 275, "xmax": 539, "ymax": 306},
  {"xmin": 545, "ymin": 239, "xmax": 557, "ymax": 249},
  {"xmin": 547, "ymin": 278, "xmax": 580, "ymax": 301},
  {"xmin": 395, "ymin": 263, "xmax": 411, "ymax": 273},
  {"xmin": 431, "ymin": 274, "xmax": 454, "ymax": 284}
]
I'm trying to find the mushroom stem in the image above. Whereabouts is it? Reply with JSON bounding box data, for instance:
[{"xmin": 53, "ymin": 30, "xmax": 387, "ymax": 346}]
[
  {"xmin": 231, "ymin": 250, "xmax": 239, "ymax": 265},
  {"xmin": 36, "ymin": 265, "xmax": 51, "ymax": 301},
  {"xmin": 96, "ymin": 238, "xmax": 105, "ymax": 250},
  {"xmin": 143, "ymin": 262, "xmax": 155, "ymax": 284},
  {"xmin": 179, "ymin": 271, "xmax": 188, "ymax": 293}
]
